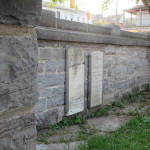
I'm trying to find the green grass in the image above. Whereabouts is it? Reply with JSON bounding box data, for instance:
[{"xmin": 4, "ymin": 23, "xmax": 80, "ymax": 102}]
[
  {"xmin": 77, "ymin": 115, "xmax": 150, "ymax": 150},
  {"xmin": 37, "ymin": 114, "xmax": 85, "ymax": 132},
  {"xmin": 37, "ymin": 83, "xmax": 150, "ymax": 146},
  {"xmin": 37, "ymin": 137, "xmax": 48, "ymax": 144},
  {"xmin": 77, "ymin": 126, "xmax": 99, "ymax": 141}
]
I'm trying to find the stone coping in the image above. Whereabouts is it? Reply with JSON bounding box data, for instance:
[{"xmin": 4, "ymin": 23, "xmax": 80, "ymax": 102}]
[{"xmin": 36, "ymin": 26, "xmax": 150, "ymax": 47}]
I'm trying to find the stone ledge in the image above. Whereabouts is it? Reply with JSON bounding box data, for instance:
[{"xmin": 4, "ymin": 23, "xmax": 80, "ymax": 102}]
[
  {"xmin": 0, "ymin": 24, "xmax": 35, "ymax": 36},
  {"xmin": 0, "ymin": 0, "xmax": 42, "ymax": 26},
  {"xmin": 36, "ymin": 27, "xmax": 150, "ymax": 47},
  {"xmin": 39, "ymin": 9, "xmax": 149, "ymax": 41}
]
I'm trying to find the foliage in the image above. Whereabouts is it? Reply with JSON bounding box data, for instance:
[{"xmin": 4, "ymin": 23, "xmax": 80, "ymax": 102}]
[
  {"xmin": 37, "ymin": 114, "xmax": 85, "ymax": 132},
  {"xmin": 77, "ymin": 126, "xmax": 98, "ymax": 141},
  {"xmin": 46, "ymin": 0, "xmax": 67, "ymax": 8},
  {"xmin": 93, "ymin": 20, "xmax": 110, "ymax": 25},
  {"xmin": 102, "ymin": 0, "xmax": 150, "ymax": 12},
  {"xmin": 101, "ymin": 0, "xmax": 113, "ymax": 11},
  {"xmin": 144, "ymin": 83, "xmax": 150, "ymax": 92},
  {"xmin": 112, "ymin": 101, "xmax": 125, "ymax": 108},
  {"xmin": 134, "ymin": 0, "xmax": 150, "ymax": 4},
  {"xmin": 37, "ymin": 137, "xmax": 48, "ymax": 144},
  {"xmin": 128, "ymin": 93, "xmax": 138, "ymax": 102},
  {"xmin": 77, "ymin": 115, "xmax": 150, "ymax": 150}
]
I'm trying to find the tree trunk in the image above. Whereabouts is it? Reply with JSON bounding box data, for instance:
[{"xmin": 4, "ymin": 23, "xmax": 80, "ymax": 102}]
[{"xmin": 142, "ymin": 0, "xmax": 150, "ymax": 11}]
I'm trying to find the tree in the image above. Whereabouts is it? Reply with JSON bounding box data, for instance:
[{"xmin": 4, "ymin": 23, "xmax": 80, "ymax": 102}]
[
  {"xmin": 101, "ymin": 0, "xmax": 150, "ymax": 22},
  {"xmin": 141, "ymin": 0, "xmax": 150, "ymax": 11},
  {"xmin": 45, "ymin": 0, "xmax": 68, "ymax": 8},
  {"xmin": 101, "ymin": 0, "xmax": 118, "ymax": 23},
  {"xmin": 102, "ymin": 0, "xmax": 150, "ymax": 11}
]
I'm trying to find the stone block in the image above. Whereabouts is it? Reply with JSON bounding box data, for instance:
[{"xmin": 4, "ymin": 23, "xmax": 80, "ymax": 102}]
[
  {"xmin": 36, "ymin": 27, "xmax": 150, "ymax": 47},
  {"xmin": 36, "ymin": 106, "xmax": 64, "ymax": 127},
  {"xmin": 57, "ymin": 59, "xmax": 65, "ymax": 72},
  {"xmin": 59, "ymin": 42, "xmax": 75, "ymax": 48},
  {"xmin": 103, "ymin": 79, "xmax": 109, "ymax": 94},
  {"xmin": 120, "ymin": 30, "xmax": 148, "ymax": 41},
  {"xmin": 52, "ymin": 49, "xmax": 65, "ymax": 60},
  {"xmin": 108, "ymin": 68, "xmax": 116, "ymax": 77},
  {"xmin": 117, "ymin": 80, "xmax": 128, "ymax": 90},
  {"xmin": 110, "ymin": 24, "xmax": 120, "ymax": 36},
  {"xmin": 88, "ymin": 51, "xmax": 103, "ymax": 108},
  {"xmin": 126, "ymin": 65, "xmax": 136, "ymax": 74},
  {"xmin": 38, "ymin": 62, "xmax": 45, "ymax": 73},
  {"xmin": 45, "ymin": 60, "xmax": 57, "ymax": 73},
  {"xmin": 65, "ymin": 48, "xmax": 85, "ymax": 116},
  {"xmin": 43, "ymin": 73, "xmax": 65, "ymax": 87},
  {"xmin": 104, "ymin": 59, "xmax": 112, "ymax": 69},
  {"xmin": 0, "ymin": 0, "xmax": 42, "ymax": 26},
  {"xmin": 115, "ymin": 66, "xmax": 126, "ymax": 75},
  {"xmin": 103, "ymin": 93, "xmax": 115, "ymax": 105},
  {"xmin": 37, "ymin": 74, "xmax": 44, "ymax": 89},
  {"xmin": 104, "ymin": 46, "xmax": 116, "ymax": 55},
  {"xmin": 40, "ymin": 86, "xmax": 64, "ymax": 98},
  {"xmin": 0, "ymin": 34, "xmax": 38, "ymax": 112},
  {"xmin": 45, "ymin": 41, "xmax": 59, "ymax": 48},
  {"xmin": 0, "ymin": 110, "xmax": 36, "ymax": 150},
  {"xmin": 132, "ymin": 86, "xmax": 139, "ymax": 93},
  {"xmin": 57, "ymin": 19, "xmax": 88, "ymax": 32},
  {"xmin": 128, "ymin": 77, "xmax": 136, "ymax": 88},
  {"xmin": 39, "ymin": 48, "xmax": 52, "ymax": 59},
  {"xmin": 47, "ymin": 94, "xmax": 64, "ymax": 108},
  {"xmin": 38, "ymin": 40, "xmax": 46, "ymax": 47},
  {"xmin": 114, "ymin": 75, "xmax": 128, "ymax": 82},
  {"xmin": 39, "ymin": 9, "xmax": 56, "ymax": 28},
  {"xmin": 35, "ymin": 98, "xmax": 47, "ymax": 112},
  {"xmin": 87, "ymin": 24, "xmax": 111, "ymax": 35}
]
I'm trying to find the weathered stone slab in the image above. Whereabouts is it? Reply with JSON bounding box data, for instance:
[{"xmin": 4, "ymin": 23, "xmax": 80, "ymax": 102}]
[
  {"xmin": 88, "ymin": 51, "xmax": 103, "ymax": 108},
  {"xmin": 65, "ymin": 48, "xmax": 85, "ymax": 116}
]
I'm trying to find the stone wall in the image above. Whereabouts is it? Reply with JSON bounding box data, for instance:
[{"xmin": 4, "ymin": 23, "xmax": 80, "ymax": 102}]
[
  {"xmin": 0, "ymin": 0, "xmax": 42, "ymax": 149},
  {"xmin": 36, "ymin": 40, "xmax": 150, "ymax": 127},
  {"xmin": 36, "ymin": 11, "xmax": 150, "ymax": 127}
]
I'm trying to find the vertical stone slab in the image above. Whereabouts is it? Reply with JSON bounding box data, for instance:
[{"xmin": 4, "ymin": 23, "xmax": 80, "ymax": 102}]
[
  {"xmin": 88, "ymin": 51, "xmax": 103, "ymax": 108},
  {"xmin": 65, "ymin": 48, "xmax": 85, "ymax": 116}
]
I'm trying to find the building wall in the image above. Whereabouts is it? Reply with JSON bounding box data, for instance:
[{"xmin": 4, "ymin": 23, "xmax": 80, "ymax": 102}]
[
  {"xmin": 137, "ymin": 10, "xmax": 150, "ymax": 27},
  {"xmin": 36, "ymin": 40, "xmax": 150, "ymax": 127},
  {"xmin": 43, "ymin": 7, "xmax": 93, "ymax": 24}
]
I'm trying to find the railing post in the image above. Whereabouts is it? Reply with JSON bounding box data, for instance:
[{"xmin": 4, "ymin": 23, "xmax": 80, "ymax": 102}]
[{"xmin": 140, "ymin": 8, "xmax": 142, "ymax": 26}]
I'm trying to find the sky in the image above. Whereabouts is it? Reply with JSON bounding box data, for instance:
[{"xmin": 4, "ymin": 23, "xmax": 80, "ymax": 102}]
[
  {"xmin": 77, "ymin": 0, "xmax": 137, "ymax": 16},
  {"xmin": 43, "ymin": 0, "xmax": 140, "ymax": 16}
]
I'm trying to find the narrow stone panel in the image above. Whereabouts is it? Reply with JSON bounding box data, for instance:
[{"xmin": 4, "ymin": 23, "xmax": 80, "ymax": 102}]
[
  {"xmin": 89, "ymin": 51, "xmax": 103, "ymax": 108},
  {"xmin": 65, "ymin": 48, "xmax": 84, "ymax": 116}
]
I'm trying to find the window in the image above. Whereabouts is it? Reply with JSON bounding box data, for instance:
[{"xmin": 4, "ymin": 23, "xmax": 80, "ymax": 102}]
[
  {"xmin": 83, "ymin": 17, "xmax": 85, "ymax": 23},
  {"xmin": 71, "ymin": 15, "xmax": 73, "ymax": 21},
  {"xmin": 78, "ymin": 16, "xmax": 80, "ymax": 22},
  {"xmin": 57, "ymin": 11, "xmax": 60, "ymax": 19}
]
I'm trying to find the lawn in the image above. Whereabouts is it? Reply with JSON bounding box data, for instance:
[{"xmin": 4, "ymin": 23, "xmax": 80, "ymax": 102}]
[{"xmin": 77, "ymin": 115, "xmax": 150, "ymax": 150}]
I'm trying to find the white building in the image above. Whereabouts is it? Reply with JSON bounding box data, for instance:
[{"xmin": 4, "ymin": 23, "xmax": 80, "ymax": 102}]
[
  {"xmin": 123, "ymin": 4, "xmax": 150, "ymax": 32},
  {"xmin": 42, "ymin": 1, "xmax": 93, "ymax": 24}
]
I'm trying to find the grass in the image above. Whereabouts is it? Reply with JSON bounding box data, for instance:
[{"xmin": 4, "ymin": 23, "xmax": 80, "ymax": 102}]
[
  {"xmin": 77, "ymin": 115, "xmax": 150, "ymax": 150},
  {"xmin": 37, "ymin": 83, "xmax": 150, "ymax": 146},
  {"xmin": 88, "ymin": 101, "xmax": 126, "ymax": 118},
  {"xmin": 77, "ymin": 126, "xmax": 99, "ymax": 141},
  {"xmin": 37, "ymin": 114, "xmax": 85, "ymax": 144},
  {"xmin": 37, "ymin": 137, "xmax": 48, "ymax": 144},
  {"xmin": 37, "ymin": 114, "xmax": 85, "ymax": 132}
]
